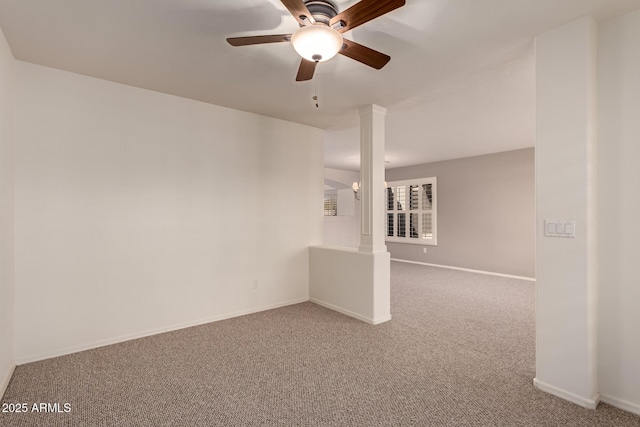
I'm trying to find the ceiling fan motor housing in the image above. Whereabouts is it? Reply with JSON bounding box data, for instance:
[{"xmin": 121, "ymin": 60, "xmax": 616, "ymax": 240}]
[{"xmin": 303, "ymin": 0, "xmax": 339, "ymax": 26}]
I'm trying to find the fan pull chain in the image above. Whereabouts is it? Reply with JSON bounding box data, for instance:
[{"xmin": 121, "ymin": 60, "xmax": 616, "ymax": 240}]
[{"xmin": 313, "ymin": 73, "xmax": 319, "ymax": 108}]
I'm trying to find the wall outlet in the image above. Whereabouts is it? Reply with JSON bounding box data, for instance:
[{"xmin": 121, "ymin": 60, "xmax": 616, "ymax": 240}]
[
  {"xmin": 252, "ymin": 280, "xmax": 258, "ymax": 290},
  {"xmin": 423, "ymin": 247, "xmax": 427, "ymax": 254}
]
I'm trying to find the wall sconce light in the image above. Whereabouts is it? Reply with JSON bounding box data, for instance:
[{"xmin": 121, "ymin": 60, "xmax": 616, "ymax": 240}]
[
  {"xmin": 352, "ymin": 182, "xmax": 361, "ymax": 200},
  {"xmin": 352, "ymin": 181, "xmax": 388, "ymax": 200}
]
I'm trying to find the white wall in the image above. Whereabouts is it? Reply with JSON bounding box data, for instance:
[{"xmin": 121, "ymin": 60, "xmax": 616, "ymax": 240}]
[
  {"xmin": 534, "ymin": 17, "xmax": 599, "ymax": 408},
  {"xmin": 0, "ymin": 25, "xmax": 15, "ymax": 396},
  {"xmin": 309, "ymin": 246, "xmax": 390, "ymax": 324},
  {"xmin": 324, "ymin": 167, "xmax": 360, "ymax": 248},
  {"xmin": 386, "ymin": 149, "xmax": 535, "ymax": 278},
  {"xmin": 597, "ymin": 9, "xmax": 640, "ymax": 415},
  {"xmin": 14, "ymin": 62, "xmax": 324, "ymax": 363},
  {"xmin": 324, "ymin": 168, "xmax": 360, "ymax": 191},
  {"xmin": 324, "ymin": 213, "xmax": 359, "ymax": 248}
]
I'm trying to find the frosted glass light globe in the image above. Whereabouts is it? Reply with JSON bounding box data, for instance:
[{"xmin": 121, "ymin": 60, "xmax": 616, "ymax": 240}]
[{"xmin": 291, "ymin": 25, "xmax": 343, "ymax": 62}]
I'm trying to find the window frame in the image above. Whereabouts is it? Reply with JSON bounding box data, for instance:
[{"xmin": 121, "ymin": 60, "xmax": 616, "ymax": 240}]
[
  {"xmin": 323, "ymin": 191, "xmax": 337, "ymax": 216},
  {"xmin": 385, "ymin": 177, "xmax": 437, "ymax": 246}
]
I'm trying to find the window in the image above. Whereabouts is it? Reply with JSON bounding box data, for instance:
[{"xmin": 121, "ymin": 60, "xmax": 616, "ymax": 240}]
[
  {"xmin": 324, "ymin": 191, "xmax": 337, "ymax": 216},
  {"xmin": 386, "ymin": 177, "xmax": 437, "ymax": 245}
]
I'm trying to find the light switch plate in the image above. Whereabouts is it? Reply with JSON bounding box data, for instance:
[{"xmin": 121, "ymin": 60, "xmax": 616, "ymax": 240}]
[{"xmin": 544, "ymin": 219, "xmax": 576, "ymax": 238}]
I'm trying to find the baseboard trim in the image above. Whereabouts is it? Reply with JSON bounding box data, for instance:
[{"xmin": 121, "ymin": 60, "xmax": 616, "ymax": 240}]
[
  {"xmin": 601, "ymin": 394, "xmax": 640, "ymax": 416},
  {"xmin": 391, "ymin": 259, "xmax": 536, "ymax": 282},
  {"xmin": 310, "ymin": 298, "xmax": 392, "ymax": 325},
  {"xmin": 16, "ymin": 298, "xmax": 309, "ymax": 365},
  {"xmin": 533, "ymin": 378, "xmax": 600, "ymax": 409},
  {"xmin": 1, "ymin": 363, "xmax": 15, "ymax": 399}
]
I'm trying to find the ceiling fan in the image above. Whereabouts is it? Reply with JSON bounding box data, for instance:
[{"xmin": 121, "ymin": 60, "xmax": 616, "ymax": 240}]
[{"xmin": 227, "ymin": 0, "xmax": 405, "ymax": 81}]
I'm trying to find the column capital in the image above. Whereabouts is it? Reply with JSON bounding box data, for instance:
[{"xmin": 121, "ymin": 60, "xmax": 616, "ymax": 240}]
[{"xmin": 359, "ymin": 104, "xmax": 387, "ymax": 116}]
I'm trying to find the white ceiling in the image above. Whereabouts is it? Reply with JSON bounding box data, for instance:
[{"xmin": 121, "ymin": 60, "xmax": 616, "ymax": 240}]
[{"xmin": 1, "ymin": 0, "xmax": 639, "ymax": 171}]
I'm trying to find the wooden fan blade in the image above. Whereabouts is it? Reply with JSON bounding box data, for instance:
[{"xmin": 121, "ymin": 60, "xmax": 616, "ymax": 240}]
[
  {"xmin": 330, "ymin": 0, "xmax": 405, "ymax": 33},
  {"xmin": 296, "ymin": 59, "xmax": 317, "ymax": 81},
  {"xmin": 227, "ymin": 34, "xmax": 291, "ymax": 46},
  {"xmin": 340, "ymin": 39, "xmax": 390, "ymax": 69},
  {"xmin": 281, "ymin": 0, "xmax": 315, "ymax": 26}
]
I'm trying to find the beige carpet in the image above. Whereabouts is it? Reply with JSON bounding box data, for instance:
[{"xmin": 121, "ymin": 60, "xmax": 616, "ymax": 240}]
[{"xmin": 1, "ymin": 262, "xmax": 639, "ymax": 426}]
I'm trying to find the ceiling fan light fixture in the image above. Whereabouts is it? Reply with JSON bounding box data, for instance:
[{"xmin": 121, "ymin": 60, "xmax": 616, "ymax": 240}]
[{"xmin": 291, "ymin": 24, "xmax": 343, "ymax": 63}]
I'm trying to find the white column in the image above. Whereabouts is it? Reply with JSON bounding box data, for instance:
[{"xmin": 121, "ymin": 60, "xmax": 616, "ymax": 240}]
[
  {"xmin": 534, "ymin": 16, "xmax": 599, "ymax": 408},
  {"xmin": 598, "ymin": 10, "xmax": 640, "ymax": 413},
  {"xmin": 358, "ymin": 104, "xmax": 387, "ymax": 254}
]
